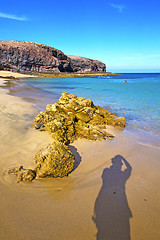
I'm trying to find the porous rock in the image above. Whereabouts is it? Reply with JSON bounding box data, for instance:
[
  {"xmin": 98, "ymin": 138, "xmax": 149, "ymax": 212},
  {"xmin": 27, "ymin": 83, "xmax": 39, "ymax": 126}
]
[
  {"xmin": 8, "ymin": 166, "xmax": 36, "ymax": 183},
  {"xmin": 33, "ymin": 92, "xmax": 125, "ymax": 144},
  {"xmin": 34, "ymin": 142, "xmax": 75, "ymax": 178},
  {"xmin": 7, "ymin": 92, "xmax": 125, "ymax": 182}
]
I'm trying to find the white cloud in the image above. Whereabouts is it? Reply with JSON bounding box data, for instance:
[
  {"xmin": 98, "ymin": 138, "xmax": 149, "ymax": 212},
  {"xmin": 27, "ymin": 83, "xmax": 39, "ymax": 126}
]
[
  {"xmin": 108, "ymin": 3, "xmax": 126, "ymax": 12},
  {"xmin": 0, "ymin": 12, "xmax": 27, "ymax": 21}
]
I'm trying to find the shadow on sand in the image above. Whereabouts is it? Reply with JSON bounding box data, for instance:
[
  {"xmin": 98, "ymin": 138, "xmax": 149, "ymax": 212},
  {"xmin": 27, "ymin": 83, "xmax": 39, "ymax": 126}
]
[
  {"xmin": 93, "ymin": 155, "xmax": 132, "ymax": 240},
  {"xmin": 69, "ymin": 145, "xmax": 82, "ymax": 172}
]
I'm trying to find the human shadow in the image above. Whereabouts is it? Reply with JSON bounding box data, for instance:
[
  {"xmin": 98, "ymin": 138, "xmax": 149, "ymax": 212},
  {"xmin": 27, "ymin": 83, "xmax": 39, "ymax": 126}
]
[{"xmin": 93, "ymin": 155, "xmax": 132, "ymax": 240}]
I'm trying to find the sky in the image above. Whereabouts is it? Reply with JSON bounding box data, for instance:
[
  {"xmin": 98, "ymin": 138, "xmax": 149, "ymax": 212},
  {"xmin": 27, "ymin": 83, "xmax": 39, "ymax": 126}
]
[{"xmin": 0, "ymin": 0, "xmax": 160, "ymax": 73}]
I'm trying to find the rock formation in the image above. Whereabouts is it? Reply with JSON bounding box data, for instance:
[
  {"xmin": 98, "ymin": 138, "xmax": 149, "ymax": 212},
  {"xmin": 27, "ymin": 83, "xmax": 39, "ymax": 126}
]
[
  {"xmin": 7, "ymin": 93, "xmax": 125, "ymax": 182},
  {"xmin": 7, "ymin": 166, "xmax": 36, "ymax": 183},
  {"xmin": 33, "ymin": 92, "xmax": 125, "ymax": 143},
  {"xmin": 67, "ymin": 55, "xmax": 106, "ymax": 73},
  {"xmin": 0, "ymin": 41, "xmax": 106, "ymax": 73},
  {"xmin": 34, "ymin": 142, "xmax": 74, "ymax": 178}
]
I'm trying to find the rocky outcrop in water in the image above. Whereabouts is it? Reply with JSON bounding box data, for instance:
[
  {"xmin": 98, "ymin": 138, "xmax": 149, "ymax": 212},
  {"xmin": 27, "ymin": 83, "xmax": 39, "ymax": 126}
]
[
  {"xmin": 33, "ymin": 92, "xmax": 125, "ymax": 143},
  {"xmin": 0, "ymin": 41, "xmax": 106, "ymax": 73},
  {"xmin": 7, "ymin": 93, "xmax": 125, "ymax": 182}
]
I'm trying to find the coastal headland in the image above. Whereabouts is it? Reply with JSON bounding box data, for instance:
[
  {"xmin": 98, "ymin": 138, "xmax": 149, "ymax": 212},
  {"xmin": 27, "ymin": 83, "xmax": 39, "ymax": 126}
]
[
  {"xmin": 0, "ymin": 41, "xmax": 106, "ymax": 74},
  {"xmin": 0, "ymin": 72, "xmax": 160, "ymax": 240}
]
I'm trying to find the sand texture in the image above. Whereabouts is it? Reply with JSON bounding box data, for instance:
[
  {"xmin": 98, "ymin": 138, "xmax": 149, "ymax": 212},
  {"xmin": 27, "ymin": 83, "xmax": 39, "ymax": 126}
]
[
  {"xmin": 0, "ymin": 78, "xmax": 160, "ymax": 240},
  {"xmin": 0, "ymin": 70, "xmax": 36, "ymax": 78}
]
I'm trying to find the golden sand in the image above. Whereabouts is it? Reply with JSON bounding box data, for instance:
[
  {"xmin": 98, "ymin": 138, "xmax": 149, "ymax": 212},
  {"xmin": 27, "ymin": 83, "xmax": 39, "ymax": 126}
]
[
  {"xmin": 0, "ymin": 77, "xmax": 160, "ymax": 240},
  {"xmin": 0, "ymin": 70, "xmax": 36, "ymax": 78}
]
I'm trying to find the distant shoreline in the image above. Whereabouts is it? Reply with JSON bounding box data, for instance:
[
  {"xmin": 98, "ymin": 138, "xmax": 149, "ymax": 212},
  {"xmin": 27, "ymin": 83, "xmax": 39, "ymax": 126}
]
[
  {"xmin": 0, "ymin": 70, "xmax": 118, "ymax": 80},
  {"xmin": 33, "ymin": 72, "xmax": 119, "ymax": 78}
]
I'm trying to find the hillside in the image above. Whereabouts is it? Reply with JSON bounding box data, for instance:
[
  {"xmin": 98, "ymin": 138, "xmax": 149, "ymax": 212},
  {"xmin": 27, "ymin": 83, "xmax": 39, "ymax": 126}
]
[{"xmin": 0, "ymin": 41, "xmax": 106, "ymax": 74}]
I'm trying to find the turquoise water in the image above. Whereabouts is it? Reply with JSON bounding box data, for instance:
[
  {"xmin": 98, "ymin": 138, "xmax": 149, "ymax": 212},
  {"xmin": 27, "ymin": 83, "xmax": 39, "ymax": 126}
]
[{"xmin": 23, "ymin": 73, "xmax": 160, "ymax": 136}]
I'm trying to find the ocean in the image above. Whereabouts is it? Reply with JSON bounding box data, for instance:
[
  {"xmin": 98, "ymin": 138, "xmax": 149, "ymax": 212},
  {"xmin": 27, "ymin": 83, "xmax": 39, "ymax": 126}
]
[{"xmin": 11, "ymin": 73, "xmax": 160, "ymax": 147}]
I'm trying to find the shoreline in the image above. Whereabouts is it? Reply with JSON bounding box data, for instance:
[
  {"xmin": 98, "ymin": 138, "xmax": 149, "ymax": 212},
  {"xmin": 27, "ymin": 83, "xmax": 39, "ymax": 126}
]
[
  {"xmin": 0, "ymin": 70, "xmax": 118, "ymax": 80},
  {"xmin": 2, "ymin": 77, "xmax": 60, "ymax": 111},
  {"xmin": 3, "ymin": 71, "xmax": 160, "ymax": 149},
  {"xmin": 0, "ymin": 74, "xmax": 160, "ymax": 239},
  {"xmin": 0, "ymin": 77, "xmax": 53, "ymax": 179},
  {"xmin": 33, "ymin": 71, "xmax": 119, "ymax": 78},
  {"xmin": 0, "ymin": 70, "xmax": 37, "ymax": 79}
]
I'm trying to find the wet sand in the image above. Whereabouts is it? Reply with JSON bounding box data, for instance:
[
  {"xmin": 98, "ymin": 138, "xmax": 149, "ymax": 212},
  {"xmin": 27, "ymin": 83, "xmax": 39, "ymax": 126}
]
[
  {"xmin": 0, "ymin": 77, "xmax": 160, "ymax": 240},
  {"xmin": 1, "ymin": 78, "xmax": 60, "ymax": 111}
]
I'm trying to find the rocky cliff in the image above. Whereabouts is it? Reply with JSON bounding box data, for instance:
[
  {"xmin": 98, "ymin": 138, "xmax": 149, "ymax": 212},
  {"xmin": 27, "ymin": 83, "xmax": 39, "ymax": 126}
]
[
  {"xmin": 0, "ymin": 41, "xmax": 106, "ymax": 74},
  {"xmin": 67, "ymin": 55, "xmax": 106, "ymax": 73}
]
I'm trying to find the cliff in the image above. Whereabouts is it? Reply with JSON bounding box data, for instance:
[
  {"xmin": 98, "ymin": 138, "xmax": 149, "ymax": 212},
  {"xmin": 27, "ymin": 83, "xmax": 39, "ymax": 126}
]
[
  {"xmin": 67, "ymin": 55, "xmax": 106, "ymax": 73},
  {"xmin": 0, "ymin": 41, "xmax": 106, "ymax": 74}
]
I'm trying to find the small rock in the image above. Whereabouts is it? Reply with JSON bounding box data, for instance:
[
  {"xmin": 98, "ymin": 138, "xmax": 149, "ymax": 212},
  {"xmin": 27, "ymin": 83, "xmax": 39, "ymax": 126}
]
[
  {"xmin": 8, "ymin": 166, "xmax": 36, "ymax": 183},
  {"xmin": 34, "ymin": 142, "xmax": 74, "ymax": 178}
]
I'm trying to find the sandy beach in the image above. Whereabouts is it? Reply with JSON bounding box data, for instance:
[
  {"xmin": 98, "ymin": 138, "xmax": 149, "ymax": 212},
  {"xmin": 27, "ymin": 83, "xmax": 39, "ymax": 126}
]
[
  {"xmin": 0, "ymin": 70, "xmax": 36, "ymax": 78},
  {"xmin": 0, "ymin": 72, "xmax": 160, "ymax": 240}
]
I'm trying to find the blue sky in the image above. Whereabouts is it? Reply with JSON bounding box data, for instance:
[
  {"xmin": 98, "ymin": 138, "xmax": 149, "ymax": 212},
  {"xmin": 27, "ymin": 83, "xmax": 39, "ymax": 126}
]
[{"xmin": 0, "ymin": 0, "xmax": 160, "ymax": 73}]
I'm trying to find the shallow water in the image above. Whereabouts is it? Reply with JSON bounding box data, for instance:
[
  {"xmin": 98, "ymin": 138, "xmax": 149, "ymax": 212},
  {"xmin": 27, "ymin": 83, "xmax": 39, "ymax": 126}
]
[
  {"xmin": 4, "ymin": 73, "xmax": 160, "ymax": 147},
  {"xmin": 21, "ymin": 74, "xmax": 160, "ymax": 132}
]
